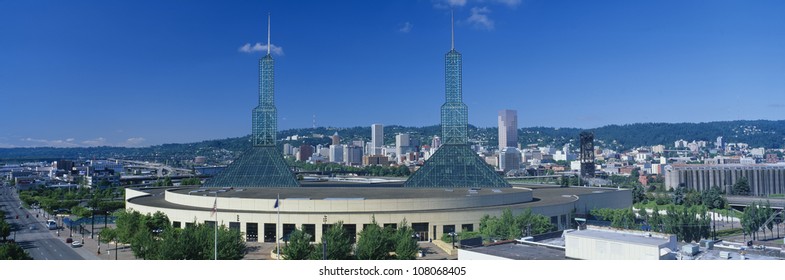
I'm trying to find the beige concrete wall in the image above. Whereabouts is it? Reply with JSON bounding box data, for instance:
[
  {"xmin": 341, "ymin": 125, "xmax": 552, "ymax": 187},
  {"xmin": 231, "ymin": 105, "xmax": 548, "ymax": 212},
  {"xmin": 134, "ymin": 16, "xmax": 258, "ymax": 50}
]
[
  {"xmin": 163, "ymin": 189, "xmax": 533, "ymax": 213},
  {"xmin": 125, "ymin": 187, "xmax": 630, "ymax": 243}
]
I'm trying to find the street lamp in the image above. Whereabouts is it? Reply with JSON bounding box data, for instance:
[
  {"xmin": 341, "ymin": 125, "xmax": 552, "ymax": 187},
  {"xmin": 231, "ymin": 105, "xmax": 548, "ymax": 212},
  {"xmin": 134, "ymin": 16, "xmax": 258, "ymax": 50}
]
[{"xmin": 449, "ymin": 232, "xmax": 456, "ymax": 249}]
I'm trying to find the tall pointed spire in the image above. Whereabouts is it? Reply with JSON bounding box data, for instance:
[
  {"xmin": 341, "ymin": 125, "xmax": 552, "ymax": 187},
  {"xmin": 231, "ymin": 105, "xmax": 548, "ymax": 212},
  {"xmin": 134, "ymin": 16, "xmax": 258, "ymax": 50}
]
[
  {"xmin": 267, "ymin": 13, "xmax": 271, "ymax": 55},
  {"xmin": 204, "ymin": 12, "xmax": 299, "ymax": 188},
  {"xmin": 451, "ymin": 9, "xmax": 455, "ymax": 50},
  {"xmin": 403, "ymin": 9, "xmax": 509, "ymax": 189}
]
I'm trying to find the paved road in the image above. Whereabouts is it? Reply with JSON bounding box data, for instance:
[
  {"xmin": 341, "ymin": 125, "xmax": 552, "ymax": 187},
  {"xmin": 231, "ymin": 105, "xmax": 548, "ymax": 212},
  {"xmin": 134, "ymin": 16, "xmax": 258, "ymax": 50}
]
[{"xmin": 1, "ymin": 187, "xmax": 88, "ymax": 260}]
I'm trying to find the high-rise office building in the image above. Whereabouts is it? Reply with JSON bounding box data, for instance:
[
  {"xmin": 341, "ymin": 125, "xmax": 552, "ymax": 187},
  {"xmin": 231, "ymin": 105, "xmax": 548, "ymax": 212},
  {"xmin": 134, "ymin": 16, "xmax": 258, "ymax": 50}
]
[
  {"xmin": 205, "ymin": 15, "xmax": 299, "ymax": 188},
  {"xmin": 298, "ymin": 144, "xmax": 314, "ymax": 162},
  {"xmin": 331, "ymin": 132, "xmax": 340, "ymax": 146},
  {"xmin": 329, "ymin": 144, "xmax": 344, "ymax": 163},
  {"xmin": 371, "ymin": 124, "xmax": 383, "ymax": 155},
  {"xmin": 396, "ymin": 133, "xmax": 411, "ymax": 163},
  {"xmin": 431, "ymin": 135, "xmax": 441, "ymax": 150},
  {"xmin": 498, "ymin": 109, "xmax": 518, "ymax": 148},
  {"xmin": 343, "ymin": 145, "xmax": 363, "ymax": 166},
  {"xmin": 404, "ymin": 13, "xmax": 510, "ymax": 188},
  {"xmin": 499, "ymin": 147, "xmax": 522, "ymax": 173}
]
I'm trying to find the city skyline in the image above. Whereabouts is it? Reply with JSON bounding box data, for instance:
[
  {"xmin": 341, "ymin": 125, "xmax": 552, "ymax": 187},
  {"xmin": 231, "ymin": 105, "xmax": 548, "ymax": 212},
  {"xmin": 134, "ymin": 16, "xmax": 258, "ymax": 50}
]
[{"xmin": 2, "ymin": 1, "xmax": 784, "ymax": 148}]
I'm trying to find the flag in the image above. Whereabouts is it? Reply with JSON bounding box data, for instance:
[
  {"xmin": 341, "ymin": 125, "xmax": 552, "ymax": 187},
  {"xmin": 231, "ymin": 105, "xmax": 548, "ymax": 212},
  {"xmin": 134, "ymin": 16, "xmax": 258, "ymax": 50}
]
[
  {"xmin": 273, "ymin": 198, "xmax": 279, "ymax": 209},
  {"xmin": 210, "ymin": 197, "xmax": 217, "ymax": 217}
]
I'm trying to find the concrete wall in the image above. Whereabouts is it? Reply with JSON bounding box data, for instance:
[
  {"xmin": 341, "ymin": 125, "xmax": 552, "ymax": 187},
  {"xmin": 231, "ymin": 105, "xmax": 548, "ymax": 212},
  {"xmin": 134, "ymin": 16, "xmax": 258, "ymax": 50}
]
[
  {"xmin": 126, "ymin": 187, "xmax": 630, "ymax": 244},
  {"xmin": 164, "ymin": 189, "xmax": 533, "ymax": 213},
  {"xmin": 565, "ymin": 233, "xmax": 662, "ymax": 260}
]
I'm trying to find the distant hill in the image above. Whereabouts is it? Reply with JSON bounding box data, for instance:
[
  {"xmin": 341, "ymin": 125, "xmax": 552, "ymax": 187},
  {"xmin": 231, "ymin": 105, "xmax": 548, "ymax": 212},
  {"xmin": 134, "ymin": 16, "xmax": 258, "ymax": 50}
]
[{"xmin": 1, "ymin": 120, "xmax": 783, "ymax": 162}]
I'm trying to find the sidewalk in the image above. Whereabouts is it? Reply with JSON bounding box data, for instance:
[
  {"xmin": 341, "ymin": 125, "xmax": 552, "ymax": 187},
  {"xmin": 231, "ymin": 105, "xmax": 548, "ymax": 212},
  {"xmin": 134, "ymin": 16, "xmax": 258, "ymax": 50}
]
[{"xmin": 32, "ymin": 209, "xmax": 137, "ymax": 260}]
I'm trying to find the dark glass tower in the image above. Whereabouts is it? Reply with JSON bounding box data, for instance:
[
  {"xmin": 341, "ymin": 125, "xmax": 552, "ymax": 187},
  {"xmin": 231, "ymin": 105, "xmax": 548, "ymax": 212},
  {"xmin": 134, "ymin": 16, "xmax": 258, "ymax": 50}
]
[
  {"xmin": 404, "ymin": 14, "xmax": 510, "ymax": 188},
  {"xmin": 205, "ymin": 15, "xmax": 299, "ymax": 188}
]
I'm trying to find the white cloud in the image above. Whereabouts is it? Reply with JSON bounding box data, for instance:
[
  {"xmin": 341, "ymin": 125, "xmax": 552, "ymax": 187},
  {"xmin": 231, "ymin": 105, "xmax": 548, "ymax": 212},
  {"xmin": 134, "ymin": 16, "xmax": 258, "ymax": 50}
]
[
  {"xmin": 493, "ymin": 0, "xmax": 521, "ymax": 8},
  {"xmin": 399, "ymin": 22, "xmax": 413, "ymax": 33},
  {"xmin": 467, "ymin": 6, "xmax": 494, "ymax": 30},
  {"xmin": 120, "ymin": 137, "xmax": 146, "ymax": 147},
  {"xmin": 434, "ymin": 0, "xmax": 467, "ymax": 9},
  {"xmin": 82, "ymin": 137, "xmax": 107, "ymax": 146},
  {"xmin": 21, "ymin": 137, "xmax": 80, "ymax": 148},
  {"xmin": 448, "ymin": 0, "xmax": 468, "ymax": 6},
  {"xmin": 239, "ymin": 43, "xmax": 284, "ymax": 56}
]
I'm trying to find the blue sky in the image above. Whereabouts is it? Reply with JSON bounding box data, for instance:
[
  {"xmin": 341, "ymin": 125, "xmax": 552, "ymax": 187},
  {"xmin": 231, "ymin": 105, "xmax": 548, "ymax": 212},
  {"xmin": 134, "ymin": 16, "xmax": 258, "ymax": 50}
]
[{"xmin": 1, "ymin": 0, "xmax": 784, "ymax": 147}]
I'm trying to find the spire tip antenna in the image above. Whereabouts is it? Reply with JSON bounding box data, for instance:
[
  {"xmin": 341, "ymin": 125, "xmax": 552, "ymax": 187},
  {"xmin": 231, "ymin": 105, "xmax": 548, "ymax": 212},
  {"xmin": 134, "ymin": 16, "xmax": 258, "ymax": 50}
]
[
  {"xmin": 451, "ymin": 9, "xmax": 455, "ymax": 50},
  {"xmin": 267, "ymin": 13, "xmax": 271, "ymax": 55}
]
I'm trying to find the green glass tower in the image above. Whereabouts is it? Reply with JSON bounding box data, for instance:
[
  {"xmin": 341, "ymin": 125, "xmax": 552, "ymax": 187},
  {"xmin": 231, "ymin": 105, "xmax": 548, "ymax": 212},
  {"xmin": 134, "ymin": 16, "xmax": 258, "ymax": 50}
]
[
  {"xmin": 404, "ymin": 14, "xmax": 510, "ymax": 189},
  {"xmin": 205, "ymin": 15, "xmax": 299, "ymax": 188}
]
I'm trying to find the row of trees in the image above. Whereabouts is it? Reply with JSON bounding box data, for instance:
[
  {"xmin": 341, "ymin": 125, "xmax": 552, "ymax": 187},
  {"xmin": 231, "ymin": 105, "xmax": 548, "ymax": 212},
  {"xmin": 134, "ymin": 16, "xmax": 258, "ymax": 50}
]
[
  {"xmin": 671, "ymin": 186, "xmax": 726, "ymax": 209},
  {"xmin": 0, "ymin": 211, "xmax": 10, "ymax": 242},
  {"xmin": 282, "ymin": 218, "xmax": 419, "ymax": 260},
  {"xmin": 479, "ymin": 209, "xmax": 556, "ymax": 241},
  {"xmin": 0, "ymin": 210, "xmax": 32, "ymax": 260},
  {"xmin": 590, "ymin": 208, "xmax": 637, "ymax": 230},
  {"xmin": 592, "ymin": 206, "xmax": 712, "ymax": 243},
  {"xmin": 741, "ymin": 202, "xmax": 782, "ymax": 241},
  {"xmin": 18, "ymin": 186, "xmax": 125, "ymax": 215},
  {"xmin": 104, "ymin": 209, "xmax": 246, "ymax": 260}
]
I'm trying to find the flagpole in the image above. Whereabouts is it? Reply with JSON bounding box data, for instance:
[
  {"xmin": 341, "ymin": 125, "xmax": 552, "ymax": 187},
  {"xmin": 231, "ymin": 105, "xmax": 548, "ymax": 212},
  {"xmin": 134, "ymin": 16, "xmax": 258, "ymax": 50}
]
[
  {"xmin": 214, "ymin": 192, "xmax": 218, "ymax": 260},
  {"xmin": 276, "ymin": 193, "xmax": 280, "ymax": 260}
]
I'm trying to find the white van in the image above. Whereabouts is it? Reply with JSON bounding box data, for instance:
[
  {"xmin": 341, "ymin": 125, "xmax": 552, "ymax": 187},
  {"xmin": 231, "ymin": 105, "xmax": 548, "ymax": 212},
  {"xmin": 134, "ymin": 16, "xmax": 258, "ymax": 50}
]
[{"xmin": 46, "ymin": 220, "xmax": 57, "ymax": 230}]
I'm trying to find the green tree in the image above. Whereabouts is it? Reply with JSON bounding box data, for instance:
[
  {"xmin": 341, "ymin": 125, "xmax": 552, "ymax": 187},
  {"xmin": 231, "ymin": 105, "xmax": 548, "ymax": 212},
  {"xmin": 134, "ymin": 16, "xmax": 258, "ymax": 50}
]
[
  {"xmin": 732, "ymin": 177, "xmax": 750, "ymax": 196},
  {"xmin": 356, "ymin": 217, "xmax": 394, "ymax": 260},
  {"xmin": 480, "ymin": 209, "xmax": 556, "ymax": 241},
  {"xmin": 650, "ymin": 206, "xmax": 662, "ymax": 232},
  {"xmin": 215, "ymin": 224, "xmax": 246, "ymax": 260},
  {"xmin": 71, "ymin": 206, "xmax": 91, "ymax": 221},
  {"xmin": 632, "ymin": 185, "xmax": 646, "ymax": 204},
  {"xmin": 316, "ymin": 222, "xmax": 353, "ymax": 260},
  {"xmin": 0, "ymin": 243, "xmax": 32, "ymax": 260},
  {"xmin": 114, "ymin": 209, "xmax": 145, "ymax": 243},
  {"xmin": 282, "ymin": 229, "xmax": 316, "ymax": 260},
  {"xmin": 394, "ymin": 220, "xmax": 419, "ymax": 260},
  {"xmin": 701, "ymin": 186, "xmax": 726, "ymax": 209},
  {"xmin": 741, "ymin": 203, "xmax": 758, "ymax": 240},
  {"xmin": 180, "ymin": 177, "xmax": 202, "ymax": 186},
  {"xmin": 130, "ymin": 228, "xmax": 158, "ymax": 260},
  {"xmin": 0, "ymin": 219, "xmax": 11, "ymax": 241},
  {"xmin": 683, "ymin": 191, "xmax": 702, "ymax": 207},
  {"xmin": 144, "ymin": 211, "xmax": 171, "ymax": 234},
  {"xmin": 156, "ymin": 227, "xmax": 187, "ymax": 260},
  {"xmin": 672, "ymin": 187, "xmax": 686, "ymax": 205},
  {"xmin": 99, "ymin": 227, "xmax": 118, "ymax": 250}
]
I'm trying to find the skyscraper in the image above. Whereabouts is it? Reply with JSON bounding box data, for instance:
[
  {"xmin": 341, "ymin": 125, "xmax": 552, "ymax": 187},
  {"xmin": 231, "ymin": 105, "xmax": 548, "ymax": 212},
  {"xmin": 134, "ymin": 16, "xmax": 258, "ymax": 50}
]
[
  {"xmin": 205, "ymin": 15, "xmax": 299, "ymax": 188},
  {"xmin": 395, "ymin": 133, "xmax": 411, "ymax": 163},
  {"xmin": 371, "ymin": 123, "xmax": 383, "ymax": 155},
  {"xmin": 331, "ymin": 132, "xmax": 340, "ymax": 145},
  {"xmin": 404, "ymin": 13, "xmax": 510, "ymax": 189},
  {"xmin": 498, "ymin": 109, "xmax": 518, "ymax": 148}
]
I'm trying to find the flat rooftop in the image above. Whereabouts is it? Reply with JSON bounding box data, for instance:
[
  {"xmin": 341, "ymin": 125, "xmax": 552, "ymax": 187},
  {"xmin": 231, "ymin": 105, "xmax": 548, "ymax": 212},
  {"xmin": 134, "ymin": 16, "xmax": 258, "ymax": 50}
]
[
  {"xmin": 463, "ymin": 242, "xmax": 566, "ymax": 260},
  {"xmin": 567, "ymin": 229, "xmax": 671, "ymax": 247},
  {"xmin": 169, "ymin": 180, "xmax": 529, "ymax": 199},
  {"xmin": 128, "ymin": 184, "xmax": 624, "ymax": 214}
]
